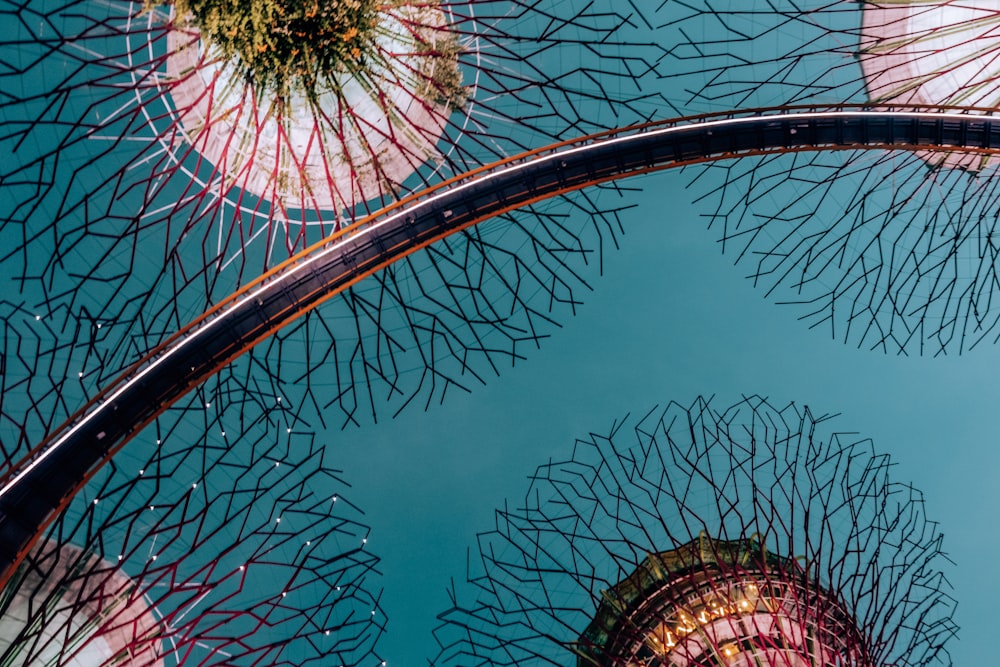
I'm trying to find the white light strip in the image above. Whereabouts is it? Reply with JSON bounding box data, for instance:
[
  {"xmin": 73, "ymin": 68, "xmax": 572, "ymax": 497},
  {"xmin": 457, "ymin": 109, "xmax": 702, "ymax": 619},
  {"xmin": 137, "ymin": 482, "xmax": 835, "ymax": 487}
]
[{"xmin": 1, "ymin": 109, "xmax": 989, "ymax": 499}]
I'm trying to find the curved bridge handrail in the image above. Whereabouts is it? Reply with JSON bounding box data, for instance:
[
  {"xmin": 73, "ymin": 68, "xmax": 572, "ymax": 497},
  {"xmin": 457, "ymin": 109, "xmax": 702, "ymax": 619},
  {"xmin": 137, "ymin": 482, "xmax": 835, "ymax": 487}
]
[
  {"xmin": 2, "ymin": 105, "xmax": 999, "ymax": 585},
  {"xmin": 163, "ymin": 103, "xmax": 1000, "ymax": 338}
]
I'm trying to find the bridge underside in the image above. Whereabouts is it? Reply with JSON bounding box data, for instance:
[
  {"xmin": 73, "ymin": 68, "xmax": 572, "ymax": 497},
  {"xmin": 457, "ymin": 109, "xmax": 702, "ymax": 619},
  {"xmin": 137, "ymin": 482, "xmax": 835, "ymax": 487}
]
[{"xmin": 2, "ymin": 107, "xmax": 997, "ymax": 584}]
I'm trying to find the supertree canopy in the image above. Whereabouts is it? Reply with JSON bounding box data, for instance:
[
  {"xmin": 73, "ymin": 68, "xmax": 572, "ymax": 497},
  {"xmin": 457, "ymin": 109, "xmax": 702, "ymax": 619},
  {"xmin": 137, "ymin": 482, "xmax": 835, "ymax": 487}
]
[
  {"xmin": 657, "ymin": 2, "xmax": 1000, "ymax": 354},
  {"xmin": 433, "ymin": 396, "xmax": 957, "ymax": 666},
  {"xmin": 161, "ymin": 0, "xmax": 466, "ymax": 214},
  {"xmin": 0, "ymin": 0, "xmax": 669, "ymax": 464},
  {"xmin": 3, "ymin": 3, "xmax": 979, "ymax": 664},
  {"xmin": 1, "ymin": 2, "xmax": 672, "ymax": 661},
  {"xmin": 0, "ymin": 338, "xmax": 385, "ymax": 665},
  {"xmin": 0, "ymin": 0, "xmax": 670, "ymax": 565}
]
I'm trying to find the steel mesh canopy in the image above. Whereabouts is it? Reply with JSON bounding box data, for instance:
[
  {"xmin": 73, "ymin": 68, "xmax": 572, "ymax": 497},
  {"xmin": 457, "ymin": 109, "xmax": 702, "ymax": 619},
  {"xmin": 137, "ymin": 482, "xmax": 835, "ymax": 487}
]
[
  {"xmin": 0, "ymin": 0, "xmax": 670, "ymax": 466},
  {"xmin": 0, "ymin": 3, "xmax": 976, "ymax": 664},
  {"xmin": 433, "ymin": 396, "xmax": 957, "ymax": 666},
  {"xmin": 655, "ymin": 1, "xmax": 1000, "ymax": 354},
  {"xmin": 575, "ymin": 534, "xmax": 870, "ymax": 667},
  {"xmin": 1, "ymin": 1, "xmax": 674, "ymax": 661},
  {"xmin": 0, "ymin": 347, "xmax": 385, "ymax": 666}
]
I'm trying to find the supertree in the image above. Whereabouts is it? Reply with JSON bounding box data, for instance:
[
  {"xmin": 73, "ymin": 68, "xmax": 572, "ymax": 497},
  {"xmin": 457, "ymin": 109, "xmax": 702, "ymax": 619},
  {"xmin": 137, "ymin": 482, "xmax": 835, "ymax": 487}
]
[
  {"xmin": 0, "ymin": 9, "xmax": 667, "ymax": 602},
  {"xmin": 0, "ymin": 0, "xmax": 670, "ymax": 458},
  {"xmin": 434, "ymin": 395, "xmax": 957, "ymax": 666},
  {"xmin": 0, "ymin": 312, "xmax": 385, "ymax": 665},
  {"xmin": 1, "ymin": 3, "xmax": 671, "ymax": 658},
  {"xmin": 653, "ymin": 2, "xmax": 1000, "ymax": 354}
]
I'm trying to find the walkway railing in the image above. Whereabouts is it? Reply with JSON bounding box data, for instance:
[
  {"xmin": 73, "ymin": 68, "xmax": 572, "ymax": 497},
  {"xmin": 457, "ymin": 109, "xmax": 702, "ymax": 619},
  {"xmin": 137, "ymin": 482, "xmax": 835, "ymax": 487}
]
[{"xmin": 3, "ymin": 105, "xmax": 998, "ymax": 585}]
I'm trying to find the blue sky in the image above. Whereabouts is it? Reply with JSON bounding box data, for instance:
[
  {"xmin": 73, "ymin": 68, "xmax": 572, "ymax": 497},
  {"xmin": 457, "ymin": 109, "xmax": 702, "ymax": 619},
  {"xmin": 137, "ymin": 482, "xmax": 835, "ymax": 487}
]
[
  {"xmin": 3, "ymin": 2, "xmax": 996, "ymax": 664},
  {"xmin": 339, "ymin": 171, "xmax": 996, "ymax": 664}
]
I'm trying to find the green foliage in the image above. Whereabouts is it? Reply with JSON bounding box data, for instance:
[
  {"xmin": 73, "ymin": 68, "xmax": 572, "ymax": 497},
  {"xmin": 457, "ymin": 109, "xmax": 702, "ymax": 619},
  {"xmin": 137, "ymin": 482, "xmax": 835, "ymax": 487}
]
[
  {"xmin": 173, "ymin": 0, "xmax": 381, "ymax": 95},
  {"xmin": 164, "ymin": 0, "xmax": 468, "ymax": 109},
  {"xmin": 416, "ymin": 28, "xmax": 468, "ymax": 108}
]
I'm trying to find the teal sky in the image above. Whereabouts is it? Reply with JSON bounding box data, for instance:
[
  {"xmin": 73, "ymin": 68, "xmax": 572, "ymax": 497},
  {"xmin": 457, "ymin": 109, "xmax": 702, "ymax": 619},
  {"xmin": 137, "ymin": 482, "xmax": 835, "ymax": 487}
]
[
  {"xmin": 339, "ymin": 170, "xmax": 996, "ymax": 665},
  {"xmin": 3, "ymin": 1, "xmax": 996, "ymax": 664}
]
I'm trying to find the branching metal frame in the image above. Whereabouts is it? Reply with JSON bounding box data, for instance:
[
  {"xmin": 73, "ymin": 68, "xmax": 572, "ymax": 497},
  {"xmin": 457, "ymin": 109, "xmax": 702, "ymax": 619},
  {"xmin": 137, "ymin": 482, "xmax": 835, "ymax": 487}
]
[
  {"xmin": 0, "ymin": 348, "xmax": 385, "ymax": 665},
  {"xmin": 434, "ymin": 395, "xmax": 957, "ymax": 666},
  {"xmin": 659, "ymin": 2, "xmax": 1000, "ymax": 353},
  {"xmin": 3, "ymin": 105, "xmax": 996, "ymax": 592}
]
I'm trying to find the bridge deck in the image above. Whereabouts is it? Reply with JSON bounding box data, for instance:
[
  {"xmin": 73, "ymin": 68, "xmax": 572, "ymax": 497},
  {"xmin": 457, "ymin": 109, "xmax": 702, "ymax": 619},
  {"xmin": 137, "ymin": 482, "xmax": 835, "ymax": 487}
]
[{"xmin": 2, "ymin": 107, "xmax": 997, "ymax": 583}]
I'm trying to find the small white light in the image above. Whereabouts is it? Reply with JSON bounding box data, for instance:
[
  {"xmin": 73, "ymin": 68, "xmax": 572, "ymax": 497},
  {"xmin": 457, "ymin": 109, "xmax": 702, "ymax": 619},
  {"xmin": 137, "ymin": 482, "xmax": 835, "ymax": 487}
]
[
  {"xmin": 325, "ymin": 630, "xmax": 330, "ymax": 636},
  {"xmin": 306, "ymin": 540, "xmax": 311, "ymax": 546},
  {"xmin": 221, "ymin": 431, "xmax": 226, "ymax": 437},
  {"xmin": 275, "ymin": 461, "xmax": 280, "ymax": 467},
  {"xmin": 276, "ymin": 517, "xmax": 281, "ymax": 523},
  {"xmin": 139, "ymin": 469, "xmax": 144, "ymax": 475},
  {"xmin": 286, "ymin": 427, "xmax": 291, "ymax": 433},
  {"xmin": 35, "ymin": 315, "xmax": 40, "ymax": 321},
  {"xmin": 118, "ymin": 554, "xmax": 123, "ymax": 560},
  {"xmin": 282, "ymin": 591, "xmax": 287, "ymax": 597},
  {"xmin": 151, "ymin": 554, "xmax": 156, "ymax": 561},
  {"xmin": 78, "ymin": 372, "xmax": 83, "ymax": 378},
  {"xmin": 149, "ymin": 505, "xmax": 155, "ymax": 511},
  {"xmin": 205, "ymin": 402, "xmax": 210, "ymax": 408},
  {"xmin": 93, "ymin": 498, "xmax": 99, "ymax": 505},
  {"xmin": 192, "ymin": 483, "xmax": 198, "ymax": 489},
  {"xmin": 239, "ymin": 565, "xmax": 245, "ymax": 571},
  {"xmin": 96, "ymin": 323, "xmax": 101, "ymax": 329}
]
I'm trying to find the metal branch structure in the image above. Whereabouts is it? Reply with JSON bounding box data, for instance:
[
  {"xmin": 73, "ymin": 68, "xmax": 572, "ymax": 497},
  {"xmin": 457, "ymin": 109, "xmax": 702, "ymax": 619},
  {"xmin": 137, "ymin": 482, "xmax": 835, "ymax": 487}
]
[
  {"xmin": 658, "ymin": 2, "xmax": 1000, "ymax": 354},
  {"xmin": 0, "ymin": 335, "xmax": 385, "ymax": 665},
  {"xmin": 434, "ymin": 395, "xmax": 957, "ymax": 666},
  {"xmin": 4, "ymin": 107, "xmax": 998, "ymax": 590},
  {"xmin": 0, "ymin": 2, "xmax": 977, "ymax": 662},
  {"xmin": 1, "ymin": 3, "xmax": 674, "ymax": 660},
  {"xmin": 0, "ymin": 0, "xmax": 668, "ymax": 470}
]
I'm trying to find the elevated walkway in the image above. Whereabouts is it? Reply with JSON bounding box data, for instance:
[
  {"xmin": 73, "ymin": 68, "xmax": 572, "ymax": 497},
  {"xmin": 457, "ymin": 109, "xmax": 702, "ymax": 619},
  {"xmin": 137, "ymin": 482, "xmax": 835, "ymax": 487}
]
[{"xmin": 3, "ymin": 106, "xmax": 998, "ymax": 584}]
